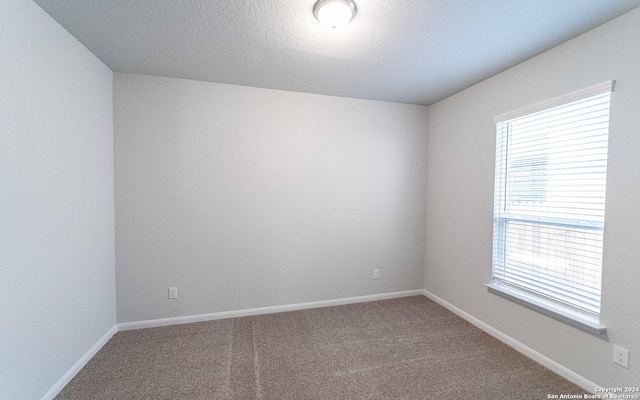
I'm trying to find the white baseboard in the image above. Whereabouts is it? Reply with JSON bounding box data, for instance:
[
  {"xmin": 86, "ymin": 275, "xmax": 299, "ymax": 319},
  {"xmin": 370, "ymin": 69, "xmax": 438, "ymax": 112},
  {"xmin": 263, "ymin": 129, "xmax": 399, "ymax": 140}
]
[
  {"xmin": 420, "ymin": 289, "xmax": 599, "ymax": 393},
  {"xmin": 41, "ymin": 325, "xmax": 118, "ymax": 400},
  {"xmin": 118, "ymin": 289, "xmax": 424, "ymax": 331}
]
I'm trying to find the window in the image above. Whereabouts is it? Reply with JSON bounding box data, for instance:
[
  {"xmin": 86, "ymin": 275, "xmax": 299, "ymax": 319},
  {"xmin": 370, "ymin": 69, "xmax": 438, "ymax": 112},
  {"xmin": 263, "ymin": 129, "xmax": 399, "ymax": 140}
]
[{"xmin": 489, "ymin": 81, "xmax": 614, "ymax": 333}]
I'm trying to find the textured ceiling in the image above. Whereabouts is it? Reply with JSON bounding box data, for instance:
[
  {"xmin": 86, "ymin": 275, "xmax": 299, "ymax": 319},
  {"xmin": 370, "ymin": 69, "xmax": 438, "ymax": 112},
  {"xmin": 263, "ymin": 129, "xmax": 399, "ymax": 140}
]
[{"xmin": 33, "ymin": 0, "xmax": 640, "ymax": 105}]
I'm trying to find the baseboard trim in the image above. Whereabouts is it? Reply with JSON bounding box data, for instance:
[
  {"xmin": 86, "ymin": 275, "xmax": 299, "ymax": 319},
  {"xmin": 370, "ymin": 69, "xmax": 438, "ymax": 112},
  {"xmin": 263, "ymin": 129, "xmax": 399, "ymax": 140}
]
[
  {"xmin": 41, "ymin": 325, "xmax": 118, "ymax": 400},
  {"xmin": 118, "ymin": 289, "xmax": 424, "ymax": 331},
  {"xmin": 420, "ymin": 289, "xmax": 599, "ymax": 393}
]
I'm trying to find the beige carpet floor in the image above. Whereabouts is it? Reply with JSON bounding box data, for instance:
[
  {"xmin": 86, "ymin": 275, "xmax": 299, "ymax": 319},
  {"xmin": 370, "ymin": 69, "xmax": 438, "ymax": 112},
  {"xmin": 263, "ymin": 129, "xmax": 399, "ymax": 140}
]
[{"xmin": 56, "ymin": 296, "xmax": 586, "ymax": 399}]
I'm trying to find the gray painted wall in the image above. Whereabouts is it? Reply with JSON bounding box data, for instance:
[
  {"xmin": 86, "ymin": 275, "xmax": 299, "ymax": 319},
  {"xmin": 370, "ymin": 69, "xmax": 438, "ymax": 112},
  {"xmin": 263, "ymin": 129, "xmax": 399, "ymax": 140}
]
[
  {"xmin": 425, "ymin": 7, "xmax": 640, "ymax": 388},
  {"xmin": 0, "ymin": 0, "xmax": 115, "ymax": 398},
  {"xmin": 114, "ymin": 73, "xmax": 428, "ymax": 323}
]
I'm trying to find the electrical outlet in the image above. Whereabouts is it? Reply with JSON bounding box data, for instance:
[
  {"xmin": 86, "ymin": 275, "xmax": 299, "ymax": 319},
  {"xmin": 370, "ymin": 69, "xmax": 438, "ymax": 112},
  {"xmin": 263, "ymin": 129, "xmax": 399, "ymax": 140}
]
[
  {"xmin": 168, "ymin": 287, "xmax": 178, "ymax": 299},
  {"xmin": 613, "ymin": 345, "xmax": 629, "ymax": 368},
  {"xmin": 373, "ymin": 269, "xmax": 380, "ymax": 279}
]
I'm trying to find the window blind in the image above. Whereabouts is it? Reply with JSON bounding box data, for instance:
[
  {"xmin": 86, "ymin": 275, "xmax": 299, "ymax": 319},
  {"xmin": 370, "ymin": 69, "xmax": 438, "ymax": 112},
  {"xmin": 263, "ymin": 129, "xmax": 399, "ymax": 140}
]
[{"xmin": 492, "ymin": 82, "xmax": 613, "ymax": 316}]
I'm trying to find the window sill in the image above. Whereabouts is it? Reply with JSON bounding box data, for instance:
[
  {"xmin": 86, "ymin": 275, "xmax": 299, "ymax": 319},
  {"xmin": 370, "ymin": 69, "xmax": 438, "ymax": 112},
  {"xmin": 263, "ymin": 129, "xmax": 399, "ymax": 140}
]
[{"xmin": 485, "ymin": 283, "xmax": 606, "ymax": 336}]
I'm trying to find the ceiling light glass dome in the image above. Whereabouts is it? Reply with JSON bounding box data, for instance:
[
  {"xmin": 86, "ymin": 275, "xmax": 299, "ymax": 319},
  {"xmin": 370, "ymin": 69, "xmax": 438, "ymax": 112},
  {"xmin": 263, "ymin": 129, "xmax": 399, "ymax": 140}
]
[{"xmin": 313, "ymin": 0, "xmax": 357, "ymax": 30}]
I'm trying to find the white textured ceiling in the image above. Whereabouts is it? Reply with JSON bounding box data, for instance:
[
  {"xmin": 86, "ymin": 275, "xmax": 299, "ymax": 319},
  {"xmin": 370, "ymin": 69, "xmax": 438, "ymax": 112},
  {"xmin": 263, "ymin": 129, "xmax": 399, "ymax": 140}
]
[{"xmin": 33, "ymin": 0, "xmax": 640, "ymax": 105}]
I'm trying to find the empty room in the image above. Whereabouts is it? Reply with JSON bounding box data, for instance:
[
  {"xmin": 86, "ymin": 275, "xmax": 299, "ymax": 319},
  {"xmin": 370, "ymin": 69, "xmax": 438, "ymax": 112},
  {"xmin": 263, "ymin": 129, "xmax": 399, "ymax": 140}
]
[{"xmin": 2, "ymin": 0, "xmax": 640, "ymax": 398}]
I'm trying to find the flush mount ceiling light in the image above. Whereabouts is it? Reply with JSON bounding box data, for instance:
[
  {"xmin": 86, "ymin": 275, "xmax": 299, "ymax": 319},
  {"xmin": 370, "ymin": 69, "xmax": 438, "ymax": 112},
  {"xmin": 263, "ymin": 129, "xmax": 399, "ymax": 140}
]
[{"xmin": 313, "ymin": 0, "xmax": 357, "ymax": 30}]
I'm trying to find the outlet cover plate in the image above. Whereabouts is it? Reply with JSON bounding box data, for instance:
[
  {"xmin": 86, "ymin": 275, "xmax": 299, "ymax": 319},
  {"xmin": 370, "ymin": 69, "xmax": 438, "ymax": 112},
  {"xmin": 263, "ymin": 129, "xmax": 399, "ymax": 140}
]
[
  {"xmin": 169, "ymin": 287, "xmax": 178, "ymax": 299},
  {"xmin": 613, "ymin": 345, "xmax": 629, "ymax": 368}
]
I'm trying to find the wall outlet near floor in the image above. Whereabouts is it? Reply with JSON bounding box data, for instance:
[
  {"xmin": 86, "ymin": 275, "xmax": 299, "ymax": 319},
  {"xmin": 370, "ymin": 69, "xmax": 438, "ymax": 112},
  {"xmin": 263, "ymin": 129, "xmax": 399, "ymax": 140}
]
[
  {"xmin": 168, "ymin": 287, "xmax": 178, "ymax": 299},
  {"xmin": 373, "ymin": 269, "xmax": 380, "ymax": 279},
  {"xmin": 613, "ymin": 345, "xmax": 629, "ymax": 368}
]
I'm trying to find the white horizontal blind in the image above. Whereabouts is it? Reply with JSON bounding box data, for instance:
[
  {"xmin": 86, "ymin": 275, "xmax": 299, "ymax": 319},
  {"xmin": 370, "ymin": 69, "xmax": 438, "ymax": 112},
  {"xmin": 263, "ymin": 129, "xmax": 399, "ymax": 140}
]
[{"xmin": 492, "ymin": 84, "xmax": 613, "ymax": 316}]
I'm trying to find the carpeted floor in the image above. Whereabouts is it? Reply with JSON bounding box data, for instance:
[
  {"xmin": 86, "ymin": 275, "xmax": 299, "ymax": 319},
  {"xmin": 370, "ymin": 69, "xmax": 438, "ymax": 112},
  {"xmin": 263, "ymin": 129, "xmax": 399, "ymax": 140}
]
[{"xmin": 56, "ymin": 296, "xmax": 586, "ymax": 399}]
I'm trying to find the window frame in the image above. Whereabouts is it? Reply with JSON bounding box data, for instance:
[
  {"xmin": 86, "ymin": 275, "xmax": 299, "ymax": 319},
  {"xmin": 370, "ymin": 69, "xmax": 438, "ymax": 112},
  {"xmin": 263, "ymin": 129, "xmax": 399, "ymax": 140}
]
[{"xmin": 487, "ymin": 81, "xmax": 615, "ymax": 335}]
